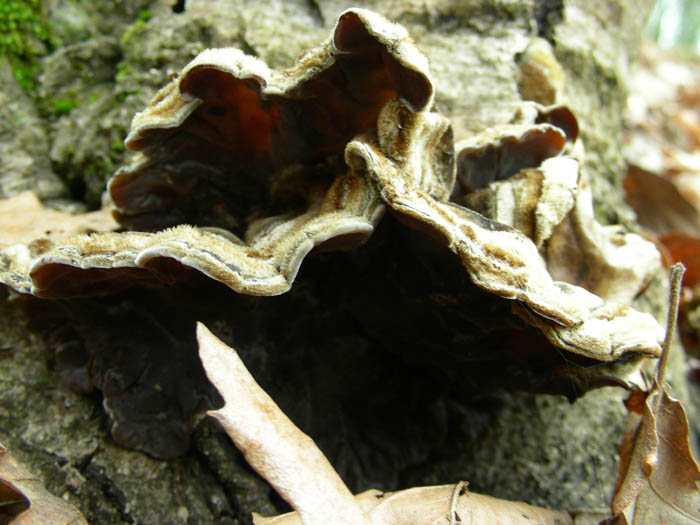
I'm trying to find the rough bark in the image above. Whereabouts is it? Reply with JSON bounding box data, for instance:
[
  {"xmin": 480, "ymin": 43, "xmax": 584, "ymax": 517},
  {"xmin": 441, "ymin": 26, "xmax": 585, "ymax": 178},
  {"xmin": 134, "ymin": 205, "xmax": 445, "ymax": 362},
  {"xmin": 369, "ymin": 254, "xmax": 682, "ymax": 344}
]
[{"xmin": 0, "ymin": 0, "xmax": 679, "ymax": 523}]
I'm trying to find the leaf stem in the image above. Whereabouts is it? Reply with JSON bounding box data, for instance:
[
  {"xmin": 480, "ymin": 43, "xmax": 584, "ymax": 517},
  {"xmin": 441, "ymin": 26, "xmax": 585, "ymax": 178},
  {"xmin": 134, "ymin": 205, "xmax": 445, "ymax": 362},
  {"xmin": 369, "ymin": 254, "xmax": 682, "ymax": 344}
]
[{"xmin": 656, "ymin": 262, "xmax": 685, "ymax": 388}]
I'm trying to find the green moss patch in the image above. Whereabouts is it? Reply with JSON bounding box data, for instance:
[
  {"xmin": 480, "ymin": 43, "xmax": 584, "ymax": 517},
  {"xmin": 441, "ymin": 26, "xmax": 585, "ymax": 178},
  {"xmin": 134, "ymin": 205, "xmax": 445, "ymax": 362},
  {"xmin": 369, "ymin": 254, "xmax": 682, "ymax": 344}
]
[{"xmin": 0, "ymin": 0, "xmax": 57, "ymax": 92}]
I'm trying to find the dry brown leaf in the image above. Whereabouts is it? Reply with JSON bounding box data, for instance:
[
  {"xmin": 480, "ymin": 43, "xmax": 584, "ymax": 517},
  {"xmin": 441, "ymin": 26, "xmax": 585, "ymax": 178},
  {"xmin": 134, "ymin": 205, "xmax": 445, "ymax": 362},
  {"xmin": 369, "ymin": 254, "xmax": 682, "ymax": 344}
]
[
  {"xmin": 196, "ymin": 322, "xmax": 574, "ymax": 525},
  {"xmin": 660, "ymin": 232, "xmax": 700, "ymax": 289},
  {"xmin": 0, "ymin": 192, "xmax": 119, "ymax": 294},
  {"xmin": 197, "ymin": 322, "xmax": 371, "ymax": 525},
  {"xmin": 623, "ymin": 43, "xmax": 700, "ymax": 239},
  {"xmin": 611, "ymin": 389, "xmax": 700, "ymax": 524},
  {"xmin": 625, "ymin": 44, "xmax": 700, "ymax": 159},
  {"xmin": 623, "ymin": 166, "xmax": 700, "ymax": 237},
  {"xmin": 255, "ymin": 484, "xmax": 573, "ymax": 525},
  {"xmin": 611, "ymin": 263, "xmax": 700, "ymax": 524},
  {"xmin": 0, "ymin": 191, "xmax": 117, "ymax": 250},
  {"xmin": 0, "ymin": 443, "xmax": 87, "ymax": 525}
]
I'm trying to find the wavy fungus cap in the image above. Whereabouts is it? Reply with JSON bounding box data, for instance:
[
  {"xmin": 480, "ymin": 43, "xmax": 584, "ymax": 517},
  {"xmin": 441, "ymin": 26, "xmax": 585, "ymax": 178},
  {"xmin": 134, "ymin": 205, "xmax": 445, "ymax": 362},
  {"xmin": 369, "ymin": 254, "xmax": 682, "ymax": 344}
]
[
  {"xmin": 3, "ymin": 8, "xmax": 436, "ymax": 298},
  {"xmin": 110, "ymin": 7, "xmax": 433, "ymax": 233},
  {"xmin": 0, "ymin": 8, "xmax": 662, "ymax": 372}
]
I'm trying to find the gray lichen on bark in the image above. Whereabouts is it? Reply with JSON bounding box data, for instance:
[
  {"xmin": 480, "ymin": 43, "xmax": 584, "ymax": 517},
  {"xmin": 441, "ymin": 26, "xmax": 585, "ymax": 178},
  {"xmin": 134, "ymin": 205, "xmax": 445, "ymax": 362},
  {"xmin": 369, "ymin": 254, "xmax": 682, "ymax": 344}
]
[
  {"xmin": 0, "ymin": 0, "xmax": 672, "ymax": 523},
  {"xmin": 0, "ymin": 58, "xmax": 67, "ymax": 201}
]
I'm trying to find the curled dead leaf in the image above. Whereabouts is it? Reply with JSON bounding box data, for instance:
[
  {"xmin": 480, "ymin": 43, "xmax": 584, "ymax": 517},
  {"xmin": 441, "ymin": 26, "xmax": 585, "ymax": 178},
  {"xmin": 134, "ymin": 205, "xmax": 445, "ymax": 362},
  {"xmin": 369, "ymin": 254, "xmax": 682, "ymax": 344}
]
[
  {"xmin": 197, "ymin": 322, "xmax": 370, "ymax": 525},
  {"xmin": 612, "ymin": 389, "xmax": 700, "ymax": 524},
  {"xmin": 0, "ymin": 191, "xmax": 117, "ymax": 250},
  {"xmin": 0, "ymin": 443, "xmax": 87, "ymax": 525},
  {"xmin": 660, "ymin": 232, "xmax": 700, "ymax": 289},
  {"xmin": 254, "ymin": 485, "xmax": 573, "ymax": 525},
  {"xmin": 611, "ymin": 264, "xmax": 700, "ymax": 524},
  {"xmin": 623, "ymin": 166, "xmax": 700, "ymax": 237}
]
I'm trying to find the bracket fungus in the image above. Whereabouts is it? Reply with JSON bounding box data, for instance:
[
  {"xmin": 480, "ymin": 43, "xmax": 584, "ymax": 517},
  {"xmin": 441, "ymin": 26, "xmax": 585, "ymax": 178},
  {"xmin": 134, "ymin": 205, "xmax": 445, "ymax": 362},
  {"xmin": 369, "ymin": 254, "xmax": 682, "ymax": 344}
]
[
  {"xmin": 0, "ymin": 8, "xmax": 666, "ymax": 457},
  {"xmin": 345, "ymin": 97, "xmax": 662, "ymax": 362},
  {"xmin": 0, "ymin": 8, "xmax": 442, "ymax": 299},
  {"xmin": 454, "ymin": 103, "xmax": 578, "ymax": 195}
]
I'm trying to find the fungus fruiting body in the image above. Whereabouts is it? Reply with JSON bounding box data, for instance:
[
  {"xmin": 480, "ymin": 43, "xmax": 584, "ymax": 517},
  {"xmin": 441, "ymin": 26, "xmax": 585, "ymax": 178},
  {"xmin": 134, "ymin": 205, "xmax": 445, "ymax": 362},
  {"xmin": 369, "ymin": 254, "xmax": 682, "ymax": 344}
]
[{"xmin": 0, "ymin": 8, "xmax": 664, "ymax": 458}]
